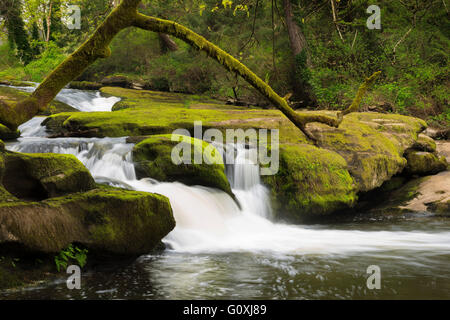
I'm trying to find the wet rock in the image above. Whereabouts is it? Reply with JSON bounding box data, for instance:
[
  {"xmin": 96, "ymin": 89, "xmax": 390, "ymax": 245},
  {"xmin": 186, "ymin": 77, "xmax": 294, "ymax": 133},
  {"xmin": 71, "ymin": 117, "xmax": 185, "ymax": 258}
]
[
  {"xmin": 2, "ymin": 151, "xmax": 96, "ymax": 199},
  {"xmin": 262, "ymin": 143, "xmax": 357, "ymax": 223},
  {"xmin": 0, "ymin": 150, "xmax": 175, "ymax": 256},
  {"xmin": 0, "ymin": 124, "xmax": 20, "ymax": 141},
  {"xmin": 0, "ymin": 186, "xmax": 175, "ymax": 255},
  {"xmin": 133, "ymin": 134, "xmax": 235, "ymax": 199}
]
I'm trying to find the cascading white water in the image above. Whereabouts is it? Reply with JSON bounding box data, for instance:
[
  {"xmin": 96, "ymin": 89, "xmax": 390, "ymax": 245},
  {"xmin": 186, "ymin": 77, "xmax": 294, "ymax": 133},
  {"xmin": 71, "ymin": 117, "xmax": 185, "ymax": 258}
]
[
  {"xmin": 5, "ymin": 87, "xmax": 450, "ymax": 257},
  {"xmin": 17, "ymin": 117, "xmax": 48, "ymax": 137},
  {"xmin": 8, "ymin": 135, "xmax": 450, "ymax": 255},
  {"xmin": 9, "ymin": 137, "xmax": 136, "ymax": 183},
  {"xmin": 3, "ymin": 83, "xmax": 121, "ymax": 112}
]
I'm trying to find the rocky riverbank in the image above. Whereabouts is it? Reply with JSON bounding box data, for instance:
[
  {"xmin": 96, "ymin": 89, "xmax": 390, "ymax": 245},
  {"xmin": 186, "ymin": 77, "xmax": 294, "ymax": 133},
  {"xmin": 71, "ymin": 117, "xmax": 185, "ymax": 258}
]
[
  {"xmin": 40, "ymin": 87, "xmax": 448, "ymax": 221},
  {"xmin": 0, "ymin": 85, "xmax": 448, "ymax": 290}
]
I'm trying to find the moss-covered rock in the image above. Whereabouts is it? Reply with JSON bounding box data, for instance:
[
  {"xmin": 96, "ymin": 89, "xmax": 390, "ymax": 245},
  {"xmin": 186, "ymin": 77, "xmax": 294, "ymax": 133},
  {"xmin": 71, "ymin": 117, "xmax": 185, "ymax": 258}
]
[
  {"xmin": 262, "ymin": 144, "xmax": 357, "ymax": 222},
  {"xmin": 0, "ymin": 186, "xmax": 175, "ymax": 255},
  {"xmin": 2, "ymin": 151, "xmax": 96, "ymax": 200},
  {"xmin": 43, "ymin": 87, "xmax": 286, "ymax": 138},
  {"xmin": 0, "ymin": 147, "xmax": 175, "ymax": 263},
  {"xmin": 0, "ymin": 124, "xmax": 20, "ymax": 140},
  {"xmin": 307, "ymin": 112, "xmax": 427, "ymax": 192},
  {"xmin": 38, "ymin": 100, "xmax": 79, "ymax": 116},
  {"xmin": 0, "ymin": 80, "xmax": 34, "ymax": 87},
  {"xmin": 412, "ymin": 134, "xmax": 437, "ymax": 153},
  {"xmin": 101, "ymin": 75, "xmax": 131, "ymax": 88},
  {"xmin": 69, "ymin": 81, "xmax": 103, "ymax": 90},
  {"xmin": 111, "ymin": 100, "xmax": 131, "ymax": 111},
  {"xmin": 133, "ymin": 134, "xmax": 234, "ymax": 198},
  {"xmin": 39, "ymin": 88, "xmax": 444, "ymax": 221},
  {"xmin": 404, "ymin": 151, "xmax": 447, "ymax": 176}
]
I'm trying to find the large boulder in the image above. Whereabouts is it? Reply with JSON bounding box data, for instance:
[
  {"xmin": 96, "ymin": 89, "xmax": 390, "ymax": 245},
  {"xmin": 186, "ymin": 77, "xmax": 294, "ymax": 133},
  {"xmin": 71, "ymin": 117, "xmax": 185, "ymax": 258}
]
[
  {"xmin": 37, "ymin": 86, "xmax": 447, "ymax": 221},
  {"xmin": 0, "ymin": 186, "xmax": 175, "ymax": 255},
  {"xmin": 262, "ymin": 112, "xmax": 445, "ymax": 221},
  {"xmin": 2, "ymin": 151, "xmax": 96, "ymax": 200},
  {"xmin": 262, "ymin": 144, "xmax": 357, "ymax": 222},
  {"xmin": 133, "ymin": 134, "xmax": 234, "ymax": 198},
  {"xmin": 307, "ymin": 113, "xmax": 428, "ymax": 192},
  {"xmin": 0, "ymin": 150, "xmax": 175, "ymax": 256}
]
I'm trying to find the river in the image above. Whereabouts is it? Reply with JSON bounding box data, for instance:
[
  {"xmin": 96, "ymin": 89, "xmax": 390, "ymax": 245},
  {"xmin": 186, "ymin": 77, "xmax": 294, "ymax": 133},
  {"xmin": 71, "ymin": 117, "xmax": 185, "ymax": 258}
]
[{"xmin": 2, "ymin": 84, "xmax": 449, "ymax": 299}]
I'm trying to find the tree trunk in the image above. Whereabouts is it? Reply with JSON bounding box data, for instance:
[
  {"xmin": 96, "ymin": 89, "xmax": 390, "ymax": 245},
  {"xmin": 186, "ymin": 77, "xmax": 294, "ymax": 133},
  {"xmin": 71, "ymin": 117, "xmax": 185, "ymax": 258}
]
[
  {"xmin": 45, "ymin": 1, "xmax": 52, "ymax": 43},
  {"xmin": 158, "ymin": 33, "xmax": 178, "ymax": 53},
  {"xmin": 284, "ymin": 0, "xmax": 307, "ymax": 57},
  {"xmin": 330, "ymin": 0, "xmax": 344, "ymax": 41},
  {"xmin": 283, "ymin": 0, "xmax": 317, "ymax": 108}
]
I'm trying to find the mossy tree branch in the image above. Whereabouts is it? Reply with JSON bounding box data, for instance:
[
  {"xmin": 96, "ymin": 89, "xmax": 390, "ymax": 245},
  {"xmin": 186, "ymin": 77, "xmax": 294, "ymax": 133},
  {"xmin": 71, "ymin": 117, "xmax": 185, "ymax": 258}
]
[
  {"xmin": 0, "ymin": 0, "xmax": 377, "ymax": 142},
  {"xmin": 338, "ymin": 71, "xmax": 381, "ymax": 121},
  {"xmin": 132, "ymin": 13, "xmax": 341, "ymax": 137}
]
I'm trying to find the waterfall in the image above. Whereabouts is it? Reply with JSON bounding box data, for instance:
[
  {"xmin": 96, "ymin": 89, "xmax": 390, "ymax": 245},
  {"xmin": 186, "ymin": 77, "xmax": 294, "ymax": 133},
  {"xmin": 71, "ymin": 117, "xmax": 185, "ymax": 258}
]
[
  {"xmin": 3, "ymin": 83, "xmax": 121, "ymax": 112},
  {"xmin": 9, "ymin": 137, "xmax": 136, "ymax": 183},
  {"xmin": 5, "ymin": 88, "xmax": 450, "ymax": 257}
]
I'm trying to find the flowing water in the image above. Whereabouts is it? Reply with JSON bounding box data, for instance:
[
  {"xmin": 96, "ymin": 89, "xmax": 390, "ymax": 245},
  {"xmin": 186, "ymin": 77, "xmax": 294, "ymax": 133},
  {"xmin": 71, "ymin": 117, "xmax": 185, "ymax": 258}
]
[{"xmin": 2, "ymin": 85, "xmax": 450, "ymax": 299}]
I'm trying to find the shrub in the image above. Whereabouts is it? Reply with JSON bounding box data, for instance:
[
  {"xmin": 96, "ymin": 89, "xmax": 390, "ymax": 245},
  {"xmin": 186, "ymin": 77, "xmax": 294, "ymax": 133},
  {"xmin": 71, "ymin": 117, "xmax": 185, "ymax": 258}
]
[{"xmin": 24, "ymin": 42, "xmax": 66, "ymax": 82}]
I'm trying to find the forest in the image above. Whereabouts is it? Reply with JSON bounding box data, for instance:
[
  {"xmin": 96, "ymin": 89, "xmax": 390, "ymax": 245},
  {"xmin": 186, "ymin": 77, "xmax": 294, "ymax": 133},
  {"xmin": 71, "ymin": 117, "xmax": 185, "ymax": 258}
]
[
  {"xmin": 1, "ymin": 0, "xmax": 448, "ymax": 127},
  {"xmin": 0, "ymin": 0, "xmax": 449, "ymax": 301}
]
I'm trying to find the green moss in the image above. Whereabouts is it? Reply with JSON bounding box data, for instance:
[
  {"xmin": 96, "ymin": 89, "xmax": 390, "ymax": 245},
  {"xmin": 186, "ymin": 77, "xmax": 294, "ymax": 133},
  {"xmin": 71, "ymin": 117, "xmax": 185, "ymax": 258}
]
[
  {"xmin": 404, "ymin": 151, "xmax": 448, "ymax": 176},
  {"xmin": 307, "ymin": 112, "xmax": 427, "ymax": 191},
  {"xmin": 341, "ymin": 71, "xmax": 381, "ymax": 116},
  {"xmin": 413, "ymin": 134, "xmax": 436, "ymax": 152},
  {"xmin": 133, "ymin": 134, "xmax": 234, "ymax": 198},
  {"xmin": 262, "ymin": 143, "xmax": 357, "ymax": 222},
  {"xmin": 111, "ymin": 100, "xmax": 130, "ymax": 111},
  {"xmin": 0, "ymin": 186, "xmax": 175, "ymax": 255},
  {"xmin": 69, "ymin": 81, "xmax": 102, "ymax": 90},
  {"xmin": 0, "ymin": 124, "xmax": 20, "ymax": 141},
  {"xmin": 3, "ymin": 151, "xmax": 96, "ymax": 198},
  {"xmin": 45, "ymin": 186, "xmax": 175, "ymax": 254},
  {"xmin": 42, "ymin": 97, "xmax": 289, "ymax": 138}
]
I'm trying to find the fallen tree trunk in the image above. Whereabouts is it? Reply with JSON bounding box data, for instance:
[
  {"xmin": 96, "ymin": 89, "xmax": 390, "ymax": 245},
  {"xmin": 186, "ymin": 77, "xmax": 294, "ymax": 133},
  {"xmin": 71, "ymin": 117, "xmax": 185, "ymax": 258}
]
[{"xmin": 0, "ymin": 0, "xmax": 378, "ymax": 142}]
